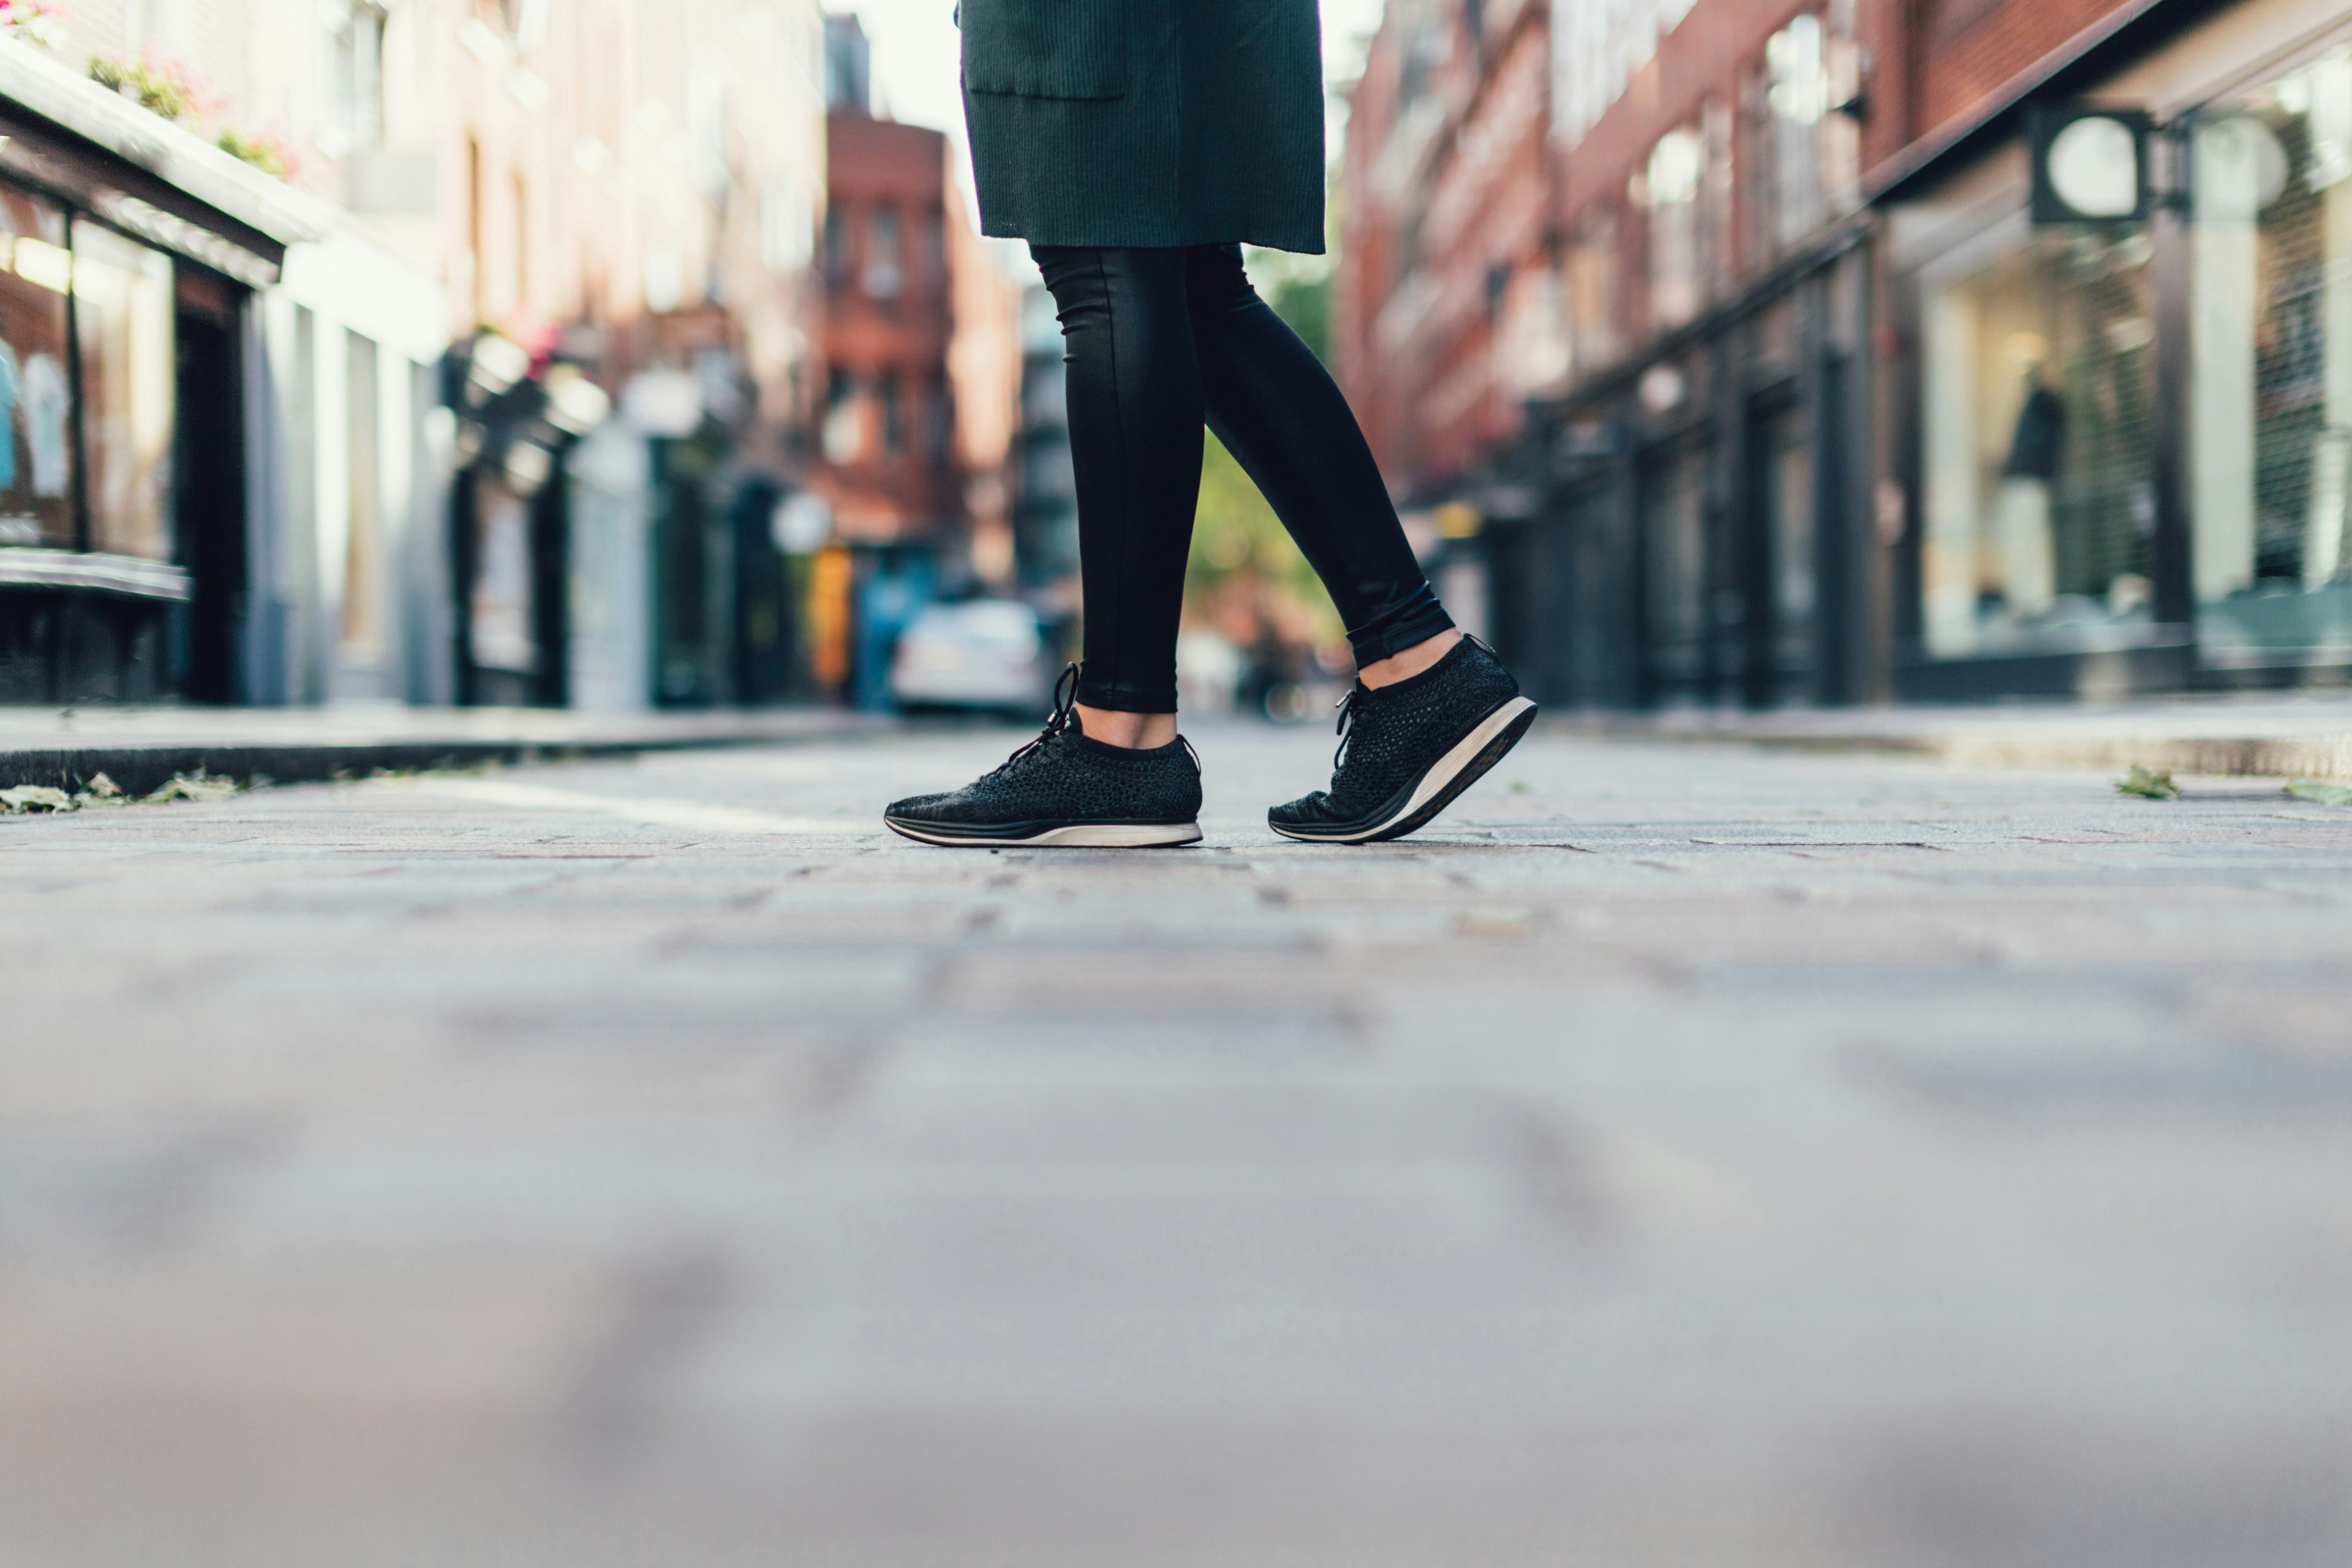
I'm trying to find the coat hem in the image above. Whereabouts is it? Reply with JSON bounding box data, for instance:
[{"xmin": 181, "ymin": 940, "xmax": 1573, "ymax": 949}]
[{"xmin": 979, "ymin": 217, "xmax": 1326, "ymax": 257}]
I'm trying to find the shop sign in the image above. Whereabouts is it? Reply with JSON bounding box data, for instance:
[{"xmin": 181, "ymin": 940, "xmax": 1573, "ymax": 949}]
[{"xmin": 2028, "ymin": 104, "xmax": 2154, "ymax": 225}]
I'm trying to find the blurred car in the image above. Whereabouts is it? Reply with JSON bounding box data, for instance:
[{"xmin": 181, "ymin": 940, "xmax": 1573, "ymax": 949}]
[{"xmin": 888, "ymin": 598, "xmax": 1054, "ymax": 715}]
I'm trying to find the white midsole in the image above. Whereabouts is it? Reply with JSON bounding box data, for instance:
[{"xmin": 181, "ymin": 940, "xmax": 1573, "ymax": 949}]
[
  {"xmin": 1276, "ymin": 696, "xmax": 1536, "ymax": 842},
  {"xmin": 888, "ymin": 819, "xmax": 1202, "ymax": 848}
]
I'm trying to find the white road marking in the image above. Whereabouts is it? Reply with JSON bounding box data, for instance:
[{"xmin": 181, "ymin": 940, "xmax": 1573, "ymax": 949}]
[{"xmin": 388, "ymin": 777, "xmax": 869, "ymax": 836}]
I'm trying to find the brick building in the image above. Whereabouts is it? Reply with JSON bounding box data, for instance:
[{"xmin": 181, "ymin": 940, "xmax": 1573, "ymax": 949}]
[
  {"xmin": 817, "ymin": 112, "xmax": 962, "ymax": 546},
  {"xmin": 1338, "ymin": 0, "xmax": 2352, "ymax": 706},
  {"xmin": 807, "ymin": 23, "xmax": 1019, "ymax": 704},
  {"xmin": 1336, "ymin": 0, "xmax": 1558, "ymax": 491}
]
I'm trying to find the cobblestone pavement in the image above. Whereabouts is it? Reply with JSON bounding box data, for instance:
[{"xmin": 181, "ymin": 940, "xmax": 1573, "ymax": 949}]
[{"xmin": 5, "ymin": 718, "xmax": 2351, "ymax": 1567}]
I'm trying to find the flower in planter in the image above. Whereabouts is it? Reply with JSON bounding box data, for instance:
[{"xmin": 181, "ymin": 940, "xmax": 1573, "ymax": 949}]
[
  {"xmin": 0, "ymin": 1, "xmax": 66, "ymax": 49},
  {"xmin": 217, "ymin": 126, "xmax": 296, "ymax": 179},
  {"xmin": 87, "ymin": 51, "xmax": 213, "ymax": 124}
]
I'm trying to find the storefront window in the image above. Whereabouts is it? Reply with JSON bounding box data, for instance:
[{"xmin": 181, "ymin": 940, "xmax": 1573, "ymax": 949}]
[
  {"xmin": 1920, "ymin": 223, "xmax": 2157, "ymax": 657},
  {"xmin": 344, "ymin": 332, "xmax": 384, "ymax": 660},
  {"xmin": 470, "ymin": 477, "xmax": 535, "ymax": 675},
  {"xmin": 74, "ymin": 221, "xmax": 176, "ymax": 561},
  {"xmin": 0, "ymin": 192, "xmax": 74, "ymax": 549},
  {"xmin": 1762, "ymin": 405, "xmax": 1814, "ymax": 674},
  {"xmin": 2191, "ymin": 45, "xmax": 2352, "ymax": 660},
  {"xmin": 1642, "ymin": 445, "xmax": 1708, "ymax": 687}
]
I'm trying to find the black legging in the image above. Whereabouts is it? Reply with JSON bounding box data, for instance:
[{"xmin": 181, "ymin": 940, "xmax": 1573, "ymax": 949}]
[{"xmin": 1034, "ymin": 243, "xmax": 1453, "ymax": 714}]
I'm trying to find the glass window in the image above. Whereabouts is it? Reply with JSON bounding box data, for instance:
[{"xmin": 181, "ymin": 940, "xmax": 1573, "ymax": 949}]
[
  {"xmin": 1920, "ymin": 223, "xmax": 2157, "ymax": 657},
  {"xmin": 822, "ymin": 367, "xmax": 865, "ymax": 464},
  {"xmin": 1641, "ymin": 127, "xmax": 1706, "ymax": 330},
  {"xmin": 470, "ymin": 477, "xmax": 534, "ymax": 674},
  {"xmin": 0, "ymin": 191, "xmax": 73, "ymax": 549},
  {"xmin": 1566, "ymin": 206, "xmax": 1621, "ymax": 374},
  {"xmin": 1762, "ymin": 405, "xmax": 1815, "ymax": 679},
  {"xmin": 1642, "ymin": 446, "xmax": 1709, "ymax": 689},
  {"xmin": 1754, "ymin": 9, "xmax": 1861, "ymax": 262},
  {"xmin": 325, "ymin": 1, "xmax": 389, "ymax": 151},
  {"xmin": 75, "ymin": 222, "xmax": 176, "ymax": 561},
  {"xmin": 920, "ymin": 213, "xmax": 946, "ymax": 292},
  {"xmin": 761, "ymin": 180, "xmax": 813, "ymax": 273},
  {"xmin": 925, "ymin": 373, "xmax": 952, "ymax": 459},
  {"xmin": 878, "ymin": 371, "xmax": 902, "ymax": 454},
  {"xmin": 823, "ymin": 206, "xmax": 848, "ymax": 290},
  {"xmin": 344, "ymin": 333, "xmax": 383, "ymax": 658},
  {"xmin": 864, "ymin": 207, "xmax": 902, "ymax": 300},
  {"xmin": 2190, "ymin": 44, "xmax": 2352, "ymax": 660}
]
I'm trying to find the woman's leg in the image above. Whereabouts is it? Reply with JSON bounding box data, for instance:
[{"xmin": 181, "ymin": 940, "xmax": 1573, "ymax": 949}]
[
  {"xmin": 1181, "ymin": 244, "xmax": 1456, "ymax": 684},
  {"xmin": 1032, "ymin": 246, "xmax": 1202, "ymax": 745}
]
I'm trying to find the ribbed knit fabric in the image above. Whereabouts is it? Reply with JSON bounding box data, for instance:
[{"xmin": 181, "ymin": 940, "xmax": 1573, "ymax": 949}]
[
  {"xmin": 961, "ymin": 0, "xmax": 1325, "ymax": 255},
  {"xmin": 1268, "ymin": 639, "xmax": 1526, "ymax": 835},
  {"xmin": 886, "ymin": 723, "xmax": 1202, "ymax": 832}
]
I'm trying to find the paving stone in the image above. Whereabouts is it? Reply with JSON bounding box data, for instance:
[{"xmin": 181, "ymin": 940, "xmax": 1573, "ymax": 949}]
[{"xmin": 2, "ymin": 720, "xmax": 2350, "ymax": 1566}]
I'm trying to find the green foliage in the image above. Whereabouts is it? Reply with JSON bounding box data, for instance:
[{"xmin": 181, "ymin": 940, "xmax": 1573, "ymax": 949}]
[
  {"xmin": 1267, "ymin": 271, "xmax": 1330, "ymax": 362},
  {"xmin": 1185, "ymin": 432, "xmax": 1342, "ymax": 641},
  {"xmin": 217, "ymin": 127, "xmax": 289, "ymax": 176},
  {"xmin": 89, "ymin": 53, "xmax": 203, "ymax": 122},
  {"xmin": 1178, "ymin": 249, "xmax": 1351, "ymax": 641},
  {"xmin": 1244, "ymin": 246, "xmax": 1333, "ymax": 363},
  {"xmin": 0, "ymin": 1, "xmax": 65, "ymax": 47},
  {"xmin": 2285, "ymin": 778, "xmax": 2352, "ymax": 806}
]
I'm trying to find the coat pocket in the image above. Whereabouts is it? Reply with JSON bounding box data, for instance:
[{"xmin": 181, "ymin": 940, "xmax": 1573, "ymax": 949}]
[{"xmin": 960, "ymin": 0, "xmax": 1125, "ymax": 100}]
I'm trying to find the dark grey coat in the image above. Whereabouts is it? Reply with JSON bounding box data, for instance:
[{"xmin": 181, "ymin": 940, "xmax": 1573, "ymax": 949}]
[{"xmin": 959, "ymin": 0, "xmax": 1325, "ymax": 254}]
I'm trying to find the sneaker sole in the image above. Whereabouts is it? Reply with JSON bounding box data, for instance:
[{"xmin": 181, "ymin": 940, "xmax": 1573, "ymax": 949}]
[
  {"xmin": 1269, "ymin": 696, "xmax": 1538, "ymax": 845},
  {"xmin": 883, "ymin": 818, "xmax": 1204, "ymax": 848}
]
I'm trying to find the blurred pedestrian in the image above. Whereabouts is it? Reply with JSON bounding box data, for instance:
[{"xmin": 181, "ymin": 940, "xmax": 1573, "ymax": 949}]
[{"xmin": 885, "ymin": 0, "xmax": 1535, "ymax": 848}]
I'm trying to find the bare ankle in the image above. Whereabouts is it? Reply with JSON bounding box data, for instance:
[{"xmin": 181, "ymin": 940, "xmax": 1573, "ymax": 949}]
[
  {"xmin": 1074, "ymin": 703, "xmax": 1178, "ymax": 749},
  {"xmin": 1357, "ymin": 628, "xmax": 1462, "ymax": 690}
]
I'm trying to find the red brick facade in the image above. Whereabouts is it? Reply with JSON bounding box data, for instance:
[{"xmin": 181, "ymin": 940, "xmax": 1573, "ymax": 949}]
[
  {"xmin": 1335, "ymin": 0, "xmax": 2146, "ymax": 500},
  {"xmin": 1338, "ymin": 0, "xmax": 1555, "ymax": 492},
  {"xmin": 1904, "ymin": 0, "xmax": 2138, "ymax": 143},
  {"xmin": 816, "ymin": 114, "xmax": 965, "ymax": 545}
]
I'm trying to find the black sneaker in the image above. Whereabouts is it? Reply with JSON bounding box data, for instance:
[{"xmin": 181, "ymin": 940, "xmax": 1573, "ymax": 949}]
[
  {"xmin": 1268, "ymin": 636, "xmax": 1536, "ymax": 844},
  {"xmin": 884, "ymin": 665, "xmax": 1204, "ymax": 848}
]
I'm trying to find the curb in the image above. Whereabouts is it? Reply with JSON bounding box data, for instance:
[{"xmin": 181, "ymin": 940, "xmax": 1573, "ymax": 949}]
[
  {"xmin": 1542, "ymin": 715, "xmax": 2352, "ymax": 780},
  {"xmin": 1741, "ymin": 732, "xmax": 2352, "ymax": 780},
  {"xmin": 0, "ymin": 718, "xmax": 886, "ymax": 798}
]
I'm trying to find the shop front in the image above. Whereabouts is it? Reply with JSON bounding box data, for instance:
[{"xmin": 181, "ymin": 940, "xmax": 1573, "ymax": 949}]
[
  {"xmin": 445, "ymin": 333, "xmax": 610, "ymax": 707},
  {"xmin": 1502, "ymin": 232, "xmax": 1874, "ymax": 715},
  {"xmin": 2186, "ymin": 35, "xmax": 2352, "ymax": 676},
  {"xmin": 0, "ymin": 45, "xmax": 320, "ymax": 704},
  {"xmin": 1885, "ymin": 0, "xmax": 2352, "ymax": 697},
  {"xmin": 1488, "ymin": 1, "xmax": 1879, "ymax": 714}
]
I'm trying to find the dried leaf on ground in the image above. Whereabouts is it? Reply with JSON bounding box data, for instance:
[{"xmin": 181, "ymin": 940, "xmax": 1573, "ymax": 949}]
[
  {"xmin": 144, "ymin": 771, "xmax": 242, "ymax": 804},
  {"xmin": 2116, "ymin": 763, "xmax": 2180, "ymax": 801},
  {"xmin": 1, "ymin": 785, "xmax": 77, "ymax": 813},
  {"xmin": 2285, "ymin": 779, "xmax": 2352, "ymax": 807}
]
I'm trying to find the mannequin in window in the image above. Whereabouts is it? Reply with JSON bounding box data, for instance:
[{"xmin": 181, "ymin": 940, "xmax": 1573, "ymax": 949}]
[{"xmin": 1995, "ymin": 361, "xmax": 2064, "ymax": 620}]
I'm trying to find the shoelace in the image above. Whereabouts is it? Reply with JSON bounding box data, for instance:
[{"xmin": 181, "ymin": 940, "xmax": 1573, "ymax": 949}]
[
  {"xmin": 1332, "ymin": 686, "xmax": 1361, "ymax": 772},
  {"xmin": 1330, "ymin": 634, "xmax": 1490, "ymax": 772},
  {"xmin": 992, "ymin": 662, "xmax": 1204, "ymax": 780},
  {"xmin": 993, "ymin": 662, "xmax": 1084, "ymax": 778}
]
